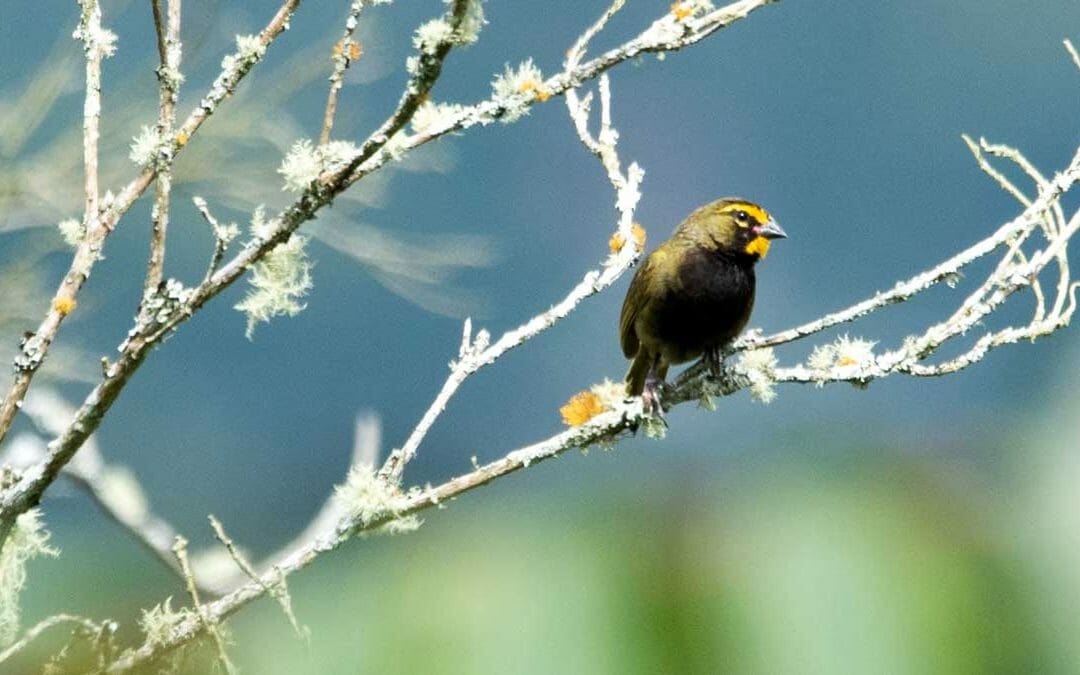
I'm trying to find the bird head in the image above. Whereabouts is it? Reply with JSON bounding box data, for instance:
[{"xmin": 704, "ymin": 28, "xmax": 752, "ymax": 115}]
[{"xmin": 675, "ymin": 198, "xmax": 787, "ymax": 261}]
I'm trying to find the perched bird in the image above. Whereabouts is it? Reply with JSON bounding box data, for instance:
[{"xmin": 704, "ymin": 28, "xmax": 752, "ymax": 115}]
[{"xmin": 619, "ymin": 198, "xmax": 786, "ymax": 414}]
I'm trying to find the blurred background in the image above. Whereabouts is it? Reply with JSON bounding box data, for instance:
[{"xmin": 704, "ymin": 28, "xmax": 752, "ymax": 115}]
[{"xmin": 3, "ymin": 0, "xmax": 1080, "ymax": 672}]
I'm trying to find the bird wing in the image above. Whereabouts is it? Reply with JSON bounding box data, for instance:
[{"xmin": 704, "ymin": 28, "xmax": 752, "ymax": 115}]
[{"xmin": 619, "ymin": 249, "xmax": 664, "ymax": 358}]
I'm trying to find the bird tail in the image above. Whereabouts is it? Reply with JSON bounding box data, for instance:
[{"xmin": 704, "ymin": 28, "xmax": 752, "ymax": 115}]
[{"xmin": 625, "ymin": 352, "xmax": 651, "ymax": 396}]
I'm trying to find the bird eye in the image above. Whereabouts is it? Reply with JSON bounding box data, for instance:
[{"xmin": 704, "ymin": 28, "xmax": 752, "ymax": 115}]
[{"xmin": 735, "ymin": 210, "xmax": 749, "ymax": 225}]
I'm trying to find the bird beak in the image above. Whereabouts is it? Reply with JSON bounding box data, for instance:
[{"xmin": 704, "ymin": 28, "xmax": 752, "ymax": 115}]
[{"xmin": 756, "ymin": 219, "xmax": 787, "ymax": 240}]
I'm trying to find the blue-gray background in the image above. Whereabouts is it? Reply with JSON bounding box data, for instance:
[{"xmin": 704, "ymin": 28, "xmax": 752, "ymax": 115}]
[{"xmin": 4, "ymin": 1, "xmax": 1080, "ymax": 672}]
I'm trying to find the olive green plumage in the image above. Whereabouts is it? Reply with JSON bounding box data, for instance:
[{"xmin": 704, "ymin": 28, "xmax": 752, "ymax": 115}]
[{"xmin": 619, "ymin": 197, "xmax": 786, "ymax": 413}]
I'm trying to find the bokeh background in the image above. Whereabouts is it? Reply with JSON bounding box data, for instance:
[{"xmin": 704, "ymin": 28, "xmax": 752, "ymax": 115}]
[{"xmin": 3, "ymin": 0, "xmax": 1080, "ymax": 672}]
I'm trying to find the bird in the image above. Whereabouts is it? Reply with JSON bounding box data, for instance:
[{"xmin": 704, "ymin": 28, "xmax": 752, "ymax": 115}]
[{"xmin": 619, "ymin": 197, "xmax": 786, "ymax": 415}]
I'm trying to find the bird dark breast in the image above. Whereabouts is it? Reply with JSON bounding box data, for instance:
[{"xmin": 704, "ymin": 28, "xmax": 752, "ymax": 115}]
[{"xmin": 649, "ymin": 246, "xmax": 756, "ymax": 364}]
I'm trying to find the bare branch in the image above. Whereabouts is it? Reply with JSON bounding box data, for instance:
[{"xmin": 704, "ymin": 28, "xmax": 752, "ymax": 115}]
[
  {"xmin": 208, "ymin": 516, "xmax": 306, "ymax": 640},
  {"xmin": 0, "ymin": 614, "xmax": 112, "ymax": 666},
  {"xmin": 173, "ymin": 537, "xmax": 236, "ymax": 675},
  {"xmin": 144, "ymin": 0, "xmax": 183, "ymax": 294},
  {"xmin": 319, "ymin": 0, "xmax": 365, "ymax": 145},
  {"xmin": 1065, "ymin": 38, "xmax": 1080, "ymax": 73}
]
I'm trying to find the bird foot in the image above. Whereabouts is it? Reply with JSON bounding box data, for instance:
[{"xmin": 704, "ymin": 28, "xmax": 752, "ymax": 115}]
[
  {"xmin": 704, "ymin": 347, "xmax": 722, "ymax": 379},
  {"xmin": 641, "ymin": 379, "xmax": 668, "ymax": 424}
]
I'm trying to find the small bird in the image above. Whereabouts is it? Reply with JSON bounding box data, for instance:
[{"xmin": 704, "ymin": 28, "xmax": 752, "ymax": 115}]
[{"xmin": 619, "ymin": 197, "xmax": 786, "ymax": 414}]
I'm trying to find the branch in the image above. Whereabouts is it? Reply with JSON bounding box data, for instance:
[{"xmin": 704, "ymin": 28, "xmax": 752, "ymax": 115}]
[
  {"xmin": 319, "ymin": 0, "xmax": 365, "ymax": 145},
  {"xmin": 144, "ymin": 0, "xmax": 183, "ymax": 294},
  {"xmin": 0, "ymin": 614, "xmax": 113, "ymax": 666},
  {"xmin": 100, "ymin": 31, "xmax": 1080, "ymax": 666},
  {"xmin": 340, "ymin": 0, "xmax": 780, "ymax": 189},
  {"xmin": 0, "ymin": 1, "xmax": 116, "ymax": 447},
  {"xmin": 378, "ymin": 0, "xmax": 644, "ymax": 484},
  {"xmin": 4, "ymin": 388, "xmax": 189, "ymax": 583},
  {"xmin": 0, "ymin": 0, "xmax": 302, "ymax": 449},
  {"xmin": 101, "ymin": 159, "xmax": 1080, "ymax": 670},
  {"xmin": 0, "ymin": 0, "xmax": 484, "ymax": 543},
  {"xmin": 172, "ymin": 537, "xmax": 236, "ymax": 675}
]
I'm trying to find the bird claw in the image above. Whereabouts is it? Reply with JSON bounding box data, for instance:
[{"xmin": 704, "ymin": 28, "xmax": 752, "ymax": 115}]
[
  {"xmin": 641, "ymin": 380, "xmax": 668, "ymax": 424},
  {"xmin": 704, "ymin": 347, "xmax": 722, "ymax": 379}
]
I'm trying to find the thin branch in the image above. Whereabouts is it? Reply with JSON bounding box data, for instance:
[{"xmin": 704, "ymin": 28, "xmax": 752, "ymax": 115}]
[
  {"xmin": 0, "ymin": 0, "xmax": 477, "ymax": 543},
  {"xmin": 378, "ymin": 3, "xmax": 646, "ymax": 484},
  {"xmin": 0, "ymin": 0, "xmax": 302, "ymax": 450},
  {"xmin": 0, "ymin": 614, "xmax": 110, "ymax": 665},
  {"xmin": 208, "ymin": 516, "xmax": 306, "ymax": 640},
  {"xmin": 319, "ymin": 0, "xmax": 365, "ymax": 145},
  {"xmin": 0, "ymin": 1, "xmax": 113, "ymax": 446},
  {"xmin": 144, "ymin": 0, "xmax": 183, "ymax": 294},
  {"xmin": 1065, "ymin": 38, "xmax": 1080, "ymax": 73},
  {"xmin": 9, "ymin": 388, "xmax": 190, "ymax": 583},
  {"xmin": 341, "ymin": 0, "xmax": 781, "ymax": 189},
  {"xmin": 173, "ymin": 537, "xmax": 236, "ymax": 675},
  {"xmin": 732, "ymin": 145, "xmax": 1080, "ymax": 355},
  {"xmin": 192, "ymin": 196, "xmax": 238, "ymax": 286},
  {"xmin": 102, "ymin": 139, "xmax": 1080, "ymax": 669}
]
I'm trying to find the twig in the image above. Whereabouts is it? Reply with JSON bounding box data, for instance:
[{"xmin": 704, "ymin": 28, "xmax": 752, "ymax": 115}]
[
  {"xmin": 192, "ymin": 197, "xmax": 238, "ymax": 285},
  {"xmin": 144, "ymin": 0, "xmax": 183, "ymax": 294},
  {"xmin": 173, "ymin": 537, "xmax": 236, "ymax": 675},
  {"xmin": 0, "ymin": 614, "xmax": 110, "ymax": 665},
  {"xmin": 8, "ymin": 388, "xmax": 190, "ymax": 585},
  {"xmin": 379, "ymin": 0, "xmax": 644, "ymax": 484},
  {"xmin": 0, "ymin": 1, "xmax": 114, "ymax": 446},
  {"xmin": 208, "ymin": 516, "xmax": 306, "ymax": 640},
  {"xmin": 730, "ymin": 145, "xmax": 1080, "ymax": 356},
  {"xmin": 21, "ymin": 5, "xmax": 1077, "ymax": 669},
  {"xmin": 319, "ymin": 0, "xmax": 365, "ymax": 145},
  {"xmin": 101, "ymin": 153, "xmax": 1080, "ymax": 668},
  {"xmin": 0, "ymin": 0, "xmax": 302, "ymax": 451},
  {"xmin": 1065, "ymin": 38, "xmax": 1080, "ymax": 73},
  {"xmin": 342, "ymin": 0, "xmax": 781, "ymax": 188}
]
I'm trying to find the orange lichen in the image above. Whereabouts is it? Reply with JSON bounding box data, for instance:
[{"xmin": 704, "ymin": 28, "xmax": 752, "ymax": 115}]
[
  {"xmin": 175, "ymin": 130, "xmax": 189, "ymax": 146},
  {"xmin": 560, "ymin": 390, "xmax": 605, "ymax": 426},
  {"xmin": 609, "ymin": 222, "xmax": 647, "ymax": 253},
  {"xmin": 53, "ymin": 297, "xmax": 77, "ymax": 316},
  {"xmin": 836, "ymin": 356, "xmax": 858, "ymax": 366},
  {"xmin": 333, "ymin": 39, "xmax": 362, "ymax": 61},
  {"xmin": 518, "ymin": 79, "xmax": 550, "ymax": 101},
  {"xmin": 671, "ymin": 2, "xmax": 693, "ymax": 21}
]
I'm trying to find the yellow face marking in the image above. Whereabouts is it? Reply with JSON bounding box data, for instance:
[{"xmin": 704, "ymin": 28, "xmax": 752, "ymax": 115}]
[
  {"xmin": 719, "ymin": 202, "xmax": 770, "ymax": 227},
  {"xmin": 744, "ymin": 235, "xmax": 771, "ymax": 259}
]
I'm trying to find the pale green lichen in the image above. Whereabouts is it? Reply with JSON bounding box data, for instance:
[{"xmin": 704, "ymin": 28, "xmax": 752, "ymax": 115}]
[
  {"xmin": 234, "ymin": 232, "xmax": 312, "ymax": 339},
  {"xmin": 738, "ymin": 346, "xmax": 778, "ymax": 404},
  {"xmin": 411, "ymin": 101, "xmax": 465, "ymax": 135},
  {"xmin": 58, "ymin": 218, "xmax": 85, "ymax": 247},
  {"xmin": 807, "ymin": 334, "xmax": 877, "ymax": 385},
  {"xmin": 334, "ymin": 465, "xmax": 420, "ymax": 534},
  {"xmin": 642, "ymin": 415, "xmax": 667, "ymax": 439},
  {"xmin": 128, "ymin": 125, "xmax": 163, "ymax": 165},
  {"xmin": 0, "ymin": 510, "xmax": 59, "ymax": 645},
  {"xmin": 278, "ymin": 139, "xmax": 361, "ymax": 191},
  {"xmin": 491, "ymin": 58, "xmax": 545, "ymax": 122},
  {"xmin": 138, "ymin": 597, "xmax": 197, "ymax": 648},
  {"xmin": 278, "ymin": 140, "xmax": 322, "ymax": 192},
  {"xmin": 413, "ymin": 19, "xmax": 454, "ymax": 54},
  {"xmin": 451, "ymin": 0, "xmax": 485, "ymax": 45}
]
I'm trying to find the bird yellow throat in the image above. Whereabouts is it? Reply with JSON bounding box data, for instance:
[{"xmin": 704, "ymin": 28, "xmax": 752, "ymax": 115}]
[{"xmin": 744, "ymin": 235, "xmax": 771, "ymax": 259}]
